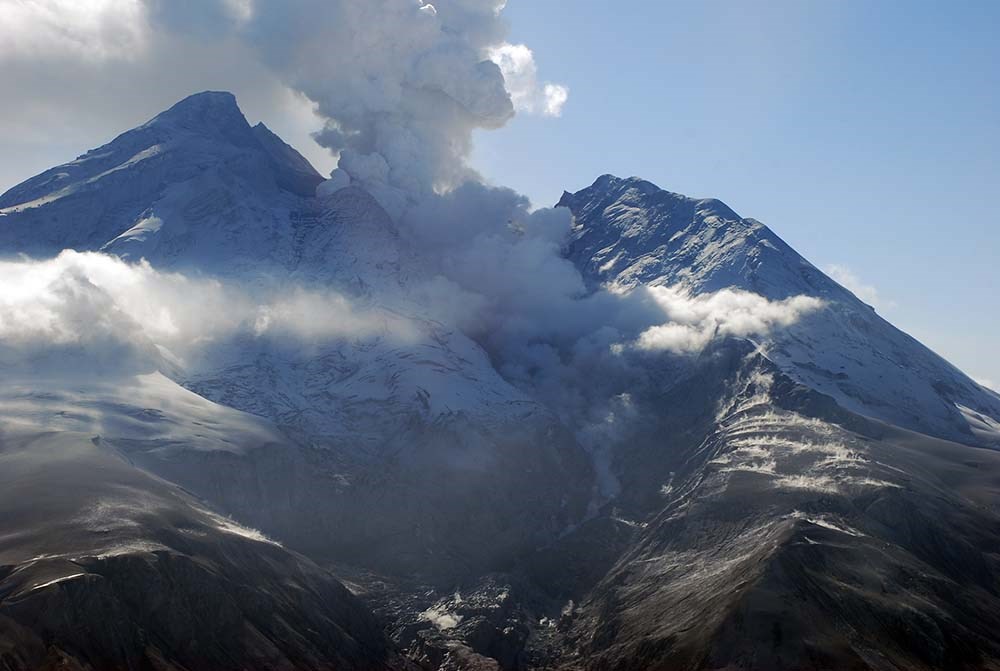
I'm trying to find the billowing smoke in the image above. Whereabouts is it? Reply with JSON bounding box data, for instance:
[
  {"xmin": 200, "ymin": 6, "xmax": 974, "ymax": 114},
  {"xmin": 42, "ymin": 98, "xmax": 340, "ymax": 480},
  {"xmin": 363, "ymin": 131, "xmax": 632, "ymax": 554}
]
[
  {"xmin": 140, "ymin": 0, "xmax": 565, "ymax": 217},
  {"xmin": 489, "ymin": 43, "xmax": 569, "ymax": 117}
]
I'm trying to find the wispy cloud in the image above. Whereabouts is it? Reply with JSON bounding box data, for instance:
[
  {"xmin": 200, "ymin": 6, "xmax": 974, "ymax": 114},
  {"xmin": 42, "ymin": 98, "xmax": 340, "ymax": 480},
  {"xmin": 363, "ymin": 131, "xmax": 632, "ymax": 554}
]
[
  {"xmin": 823, "ymin": 263, "xmax": 895, "ymax": 311},
  {"xmin": 976, "ymin": 377, "xmax": 997, "ymax": 392}
]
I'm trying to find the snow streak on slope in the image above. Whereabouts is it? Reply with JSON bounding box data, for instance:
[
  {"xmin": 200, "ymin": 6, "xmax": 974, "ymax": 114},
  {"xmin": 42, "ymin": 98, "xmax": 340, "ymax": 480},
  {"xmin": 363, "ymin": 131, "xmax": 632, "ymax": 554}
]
[{"xmin": 707, "ymin": 370, "xmax": 899, "ymax": 494}]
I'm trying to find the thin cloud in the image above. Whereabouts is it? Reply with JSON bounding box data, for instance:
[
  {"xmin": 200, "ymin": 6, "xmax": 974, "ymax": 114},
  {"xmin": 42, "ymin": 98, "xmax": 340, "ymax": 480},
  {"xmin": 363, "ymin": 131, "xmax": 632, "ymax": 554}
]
[
  {"xmin": 976, "ymin": 378, "xmax": 997, "ymax": 392},
  {"xmin": 824, "ymin": 263, "xmax": 895, "ymax": 311}
]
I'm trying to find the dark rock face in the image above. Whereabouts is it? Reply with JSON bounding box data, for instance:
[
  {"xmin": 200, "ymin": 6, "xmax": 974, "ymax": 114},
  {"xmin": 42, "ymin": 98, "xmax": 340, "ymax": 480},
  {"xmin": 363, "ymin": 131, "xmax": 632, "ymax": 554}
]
[
  {"xmin": 346, "ymin": 572, "xmax": 544, "ymax": 671},
  {"xmin": 127, "ymin": 413, "xmax": 593, "ymax": 581},
  {"xmin": 0, "ymin": 428, "xmax": 408, "ymax": 671},
  {"xmin": 2, "ymin": 550, "xmax": 400, "ymax": 671}
]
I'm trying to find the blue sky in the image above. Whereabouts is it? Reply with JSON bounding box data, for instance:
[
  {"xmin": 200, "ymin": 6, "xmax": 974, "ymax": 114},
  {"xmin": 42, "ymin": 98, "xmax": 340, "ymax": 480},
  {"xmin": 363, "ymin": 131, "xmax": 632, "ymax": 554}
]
[{"xmin": 472, "ymin": 0, "xmax": 1000, "ymax": 387}]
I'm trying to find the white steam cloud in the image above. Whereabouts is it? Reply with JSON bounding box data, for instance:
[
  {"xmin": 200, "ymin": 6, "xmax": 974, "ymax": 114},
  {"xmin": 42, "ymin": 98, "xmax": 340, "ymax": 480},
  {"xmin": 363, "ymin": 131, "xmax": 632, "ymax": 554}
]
[
  {"xmin": 232, "ymin": 0, "xmax": 520, "ymax": 215},
  {"xmin": 635, "ymin": 287, "xmax": 825, "ymax": 354},
  {"xmin": 0, "ymin": 251, "xmax": 409, "ymax": 374},
  {"xmin": 489, "ymin": 43, "xmax": 569, "ymax": 117},
  {"xmin": 211, "ymin": 0, "xmax": 565, "ymax": 215}
]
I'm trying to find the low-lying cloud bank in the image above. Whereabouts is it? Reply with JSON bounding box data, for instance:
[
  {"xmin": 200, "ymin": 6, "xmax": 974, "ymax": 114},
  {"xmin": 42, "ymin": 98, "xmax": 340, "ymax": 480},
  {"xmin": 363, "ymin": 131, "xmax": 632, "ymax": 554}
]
[
  {"xmin": 0, "ymin": 250, "xmax": 411, "ymax": 374},
  {"xmin": 0, "ymin": 244, "xmax": 824, "ymax": 515},
  {"xmin": 0, "ymin": 246, "xmax": 824, "ymax": 380}
]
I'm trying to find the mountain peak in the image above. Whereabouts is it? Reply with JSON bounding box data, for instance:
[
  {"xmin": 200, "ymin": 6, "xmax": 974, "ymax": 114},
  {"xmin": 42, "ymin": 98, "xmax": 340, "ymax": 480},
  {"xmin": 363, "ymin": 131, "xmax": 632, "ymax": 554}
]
[
  {"xmin": 0, "ymin": 91, "xmax": 328, "ymax": 253},
  {"xmin": 145, "ymin": 90, "xmax": 258, "ymax": 148},
  {"xmin": 566, "ymin": 174, "xmax": 738, "ymax": 217},
  {"xmin": 592, "ymin": 174, "xmax": 666, "ymax": 194},
  {"xmin": 156, "ymin": 90, "xmax": 242, "ymax": 119},
  {"xmin": 561, "ymin": 174, "xmax": 807, "ymax": 296},
  {"xmin": 558, "ymin": 174, "xmax": 646, "ymax": 204}
]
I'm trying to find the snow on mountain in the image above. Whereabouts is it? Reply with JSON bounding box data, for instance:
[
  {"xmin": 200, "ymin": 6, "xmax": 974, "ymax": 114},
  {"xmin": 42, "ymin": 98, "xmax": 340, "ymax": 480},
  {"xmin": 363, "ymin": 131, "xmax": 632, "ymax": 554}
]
[
  {"xmin": 0, "ymin": 371, "xmax": 286, "ymax": 456},
  {"xmin": 559, "ymin": 175, "xmax": 1000, "ymax": 448},
  {"xmin": 0, "ymin": 91, "xmax": 555, "ymax": 439}
]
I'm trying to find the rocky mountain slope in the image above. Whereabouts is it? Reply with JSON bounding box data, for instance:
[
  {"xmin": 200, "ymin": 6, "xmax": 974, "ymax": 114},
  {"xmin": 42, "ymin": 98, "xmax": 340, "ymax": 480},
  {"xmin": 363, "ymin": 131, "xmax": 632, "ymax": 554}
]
[{"xmin": 527, "ymin": 340, "xmax": 1000, "ymax": 670}]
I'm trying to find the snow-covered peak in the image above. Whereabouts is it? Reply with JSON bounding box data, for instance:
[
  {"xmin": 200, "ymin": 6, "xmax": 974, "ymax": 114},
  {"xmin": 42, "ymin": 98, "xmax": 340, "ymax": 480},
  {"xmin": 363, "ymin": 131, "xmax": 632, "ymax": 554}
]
[
  {"xmin": 0, "ymin": 91, "xmax": 323, "ymax": 258},
  {"xmin": 560, "ymin": 174, "xmax": 739, "ymax": 220},
  {"xmin": 559, "ymin": 174, "xmax": 1000, "ymax": 448},
  {"xmin": 559, "ymin": 174, "xmax": 844, "ymax": 302},
  {"xmin": 0, "ymin": 92, "xmax": 254, "ymax": 212},
  {"xmin": 145, "ymin": 90, "xmax": 257, "ymax": 144}
]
